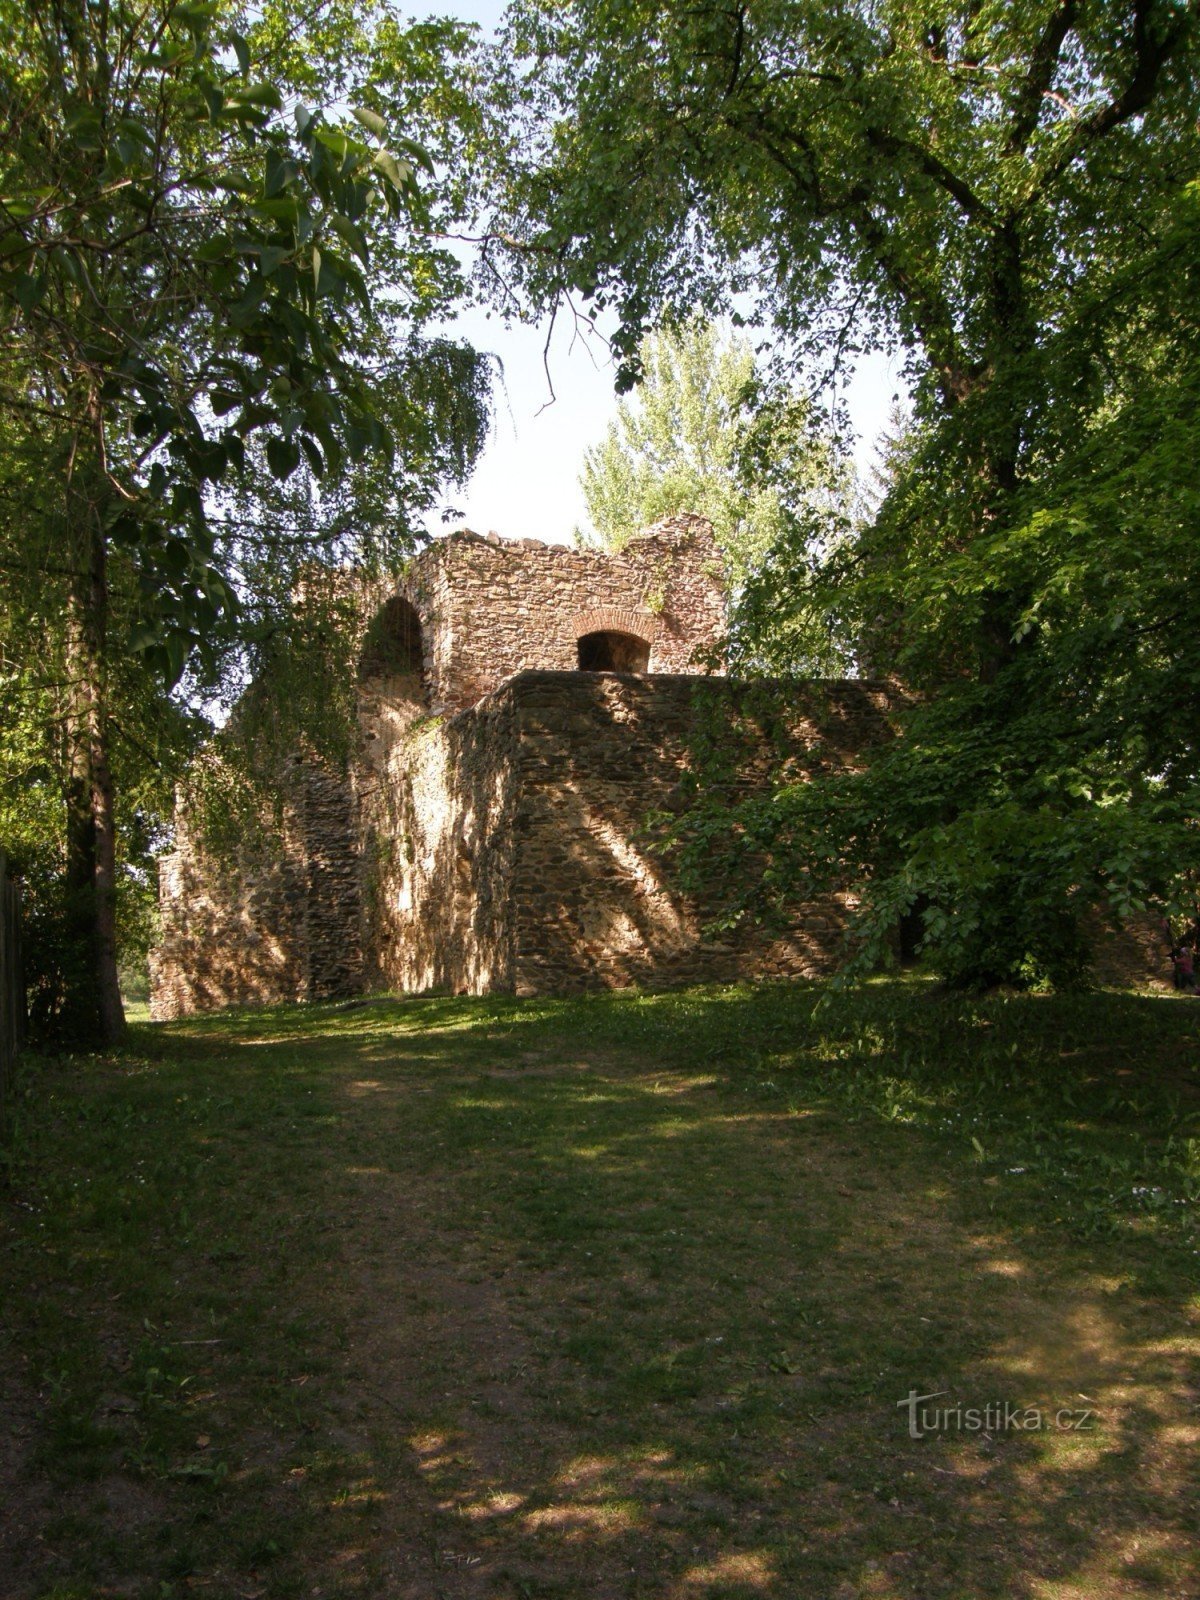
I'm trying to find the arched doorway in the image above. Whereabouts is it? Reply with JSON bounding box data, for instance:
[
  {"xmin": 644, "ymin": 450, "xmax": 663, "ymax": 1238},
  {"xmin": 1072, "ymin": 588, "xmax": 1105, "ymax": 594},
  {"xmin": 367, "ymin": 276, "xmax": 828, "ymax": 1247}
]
[
  {"xmin": 358, "ymin": 596, "xmax": 424, "ymax": 681},
  {"xmin": 358, "ymin": 597, "xmax": 426, "ymax": 759},
  {"xmin": 576, "ymin": 630, "xmax": 651, "ymax": 673}
]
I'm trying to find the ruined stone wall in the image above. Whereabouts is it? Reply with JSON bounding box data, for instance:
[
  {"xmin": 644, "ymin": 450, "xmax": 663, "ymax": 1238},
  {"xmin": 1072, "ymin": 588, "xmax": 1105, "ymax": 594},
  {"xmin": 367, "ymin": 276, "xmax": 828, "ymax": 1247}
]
[
  {"xmin": 401, "ymin": 514, "xmax": 726, "ymax": 714},
  {"xmin": 151, "ymin": 516, "xmax": 735, "ymax": 1017},
  {"xmin": 357, "ymin": 690, "xmax": 521, "ymax": 995},
  {"xmin": 499, "ymin": 672, "xmax": 900, "ymax": 994},
  {"xmin": 344, "ymin": 671, "xmax": 901, "ymax": 999},
  {"xmin": 1089, "ymin": 912, "xmax": 1173, "ymax": 991},
  {"xmin": 149, "ymin": 760, "xmax": 364, "ymax": 1020},
  {"xmin": 150, "ymin": 669, "xmax": 904, "ymax": 1014}
]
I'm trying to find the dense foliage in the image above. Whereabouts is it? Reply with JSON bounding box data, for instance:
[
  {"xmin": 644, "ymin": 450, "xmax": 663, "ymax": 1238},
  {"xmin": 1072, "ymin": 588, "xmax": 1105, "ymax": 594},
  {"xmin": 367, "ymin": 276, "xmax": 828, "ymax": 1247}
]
[
  {"xmin": 485, "ymin": 0, "xmax": 1200, "ymax": 986},
  {"xmin": 0, "ymin": 0, "xmax": 492, "ymax": 1038}
]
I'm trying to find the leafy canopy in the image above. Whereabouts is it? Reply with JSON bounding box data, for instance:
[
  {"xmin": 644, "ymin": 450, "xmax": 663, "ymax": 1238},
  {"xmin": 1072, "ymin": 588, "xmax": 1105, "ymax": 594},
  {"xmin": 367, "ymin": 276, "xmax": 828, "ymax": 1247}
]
[
  {"xmin": 481, "ymin": 0, "xmax": 1200, "ymax": 985},
  {"xmin": 0, "ymin": 0, "xmax": 468, "ymax": 680}
]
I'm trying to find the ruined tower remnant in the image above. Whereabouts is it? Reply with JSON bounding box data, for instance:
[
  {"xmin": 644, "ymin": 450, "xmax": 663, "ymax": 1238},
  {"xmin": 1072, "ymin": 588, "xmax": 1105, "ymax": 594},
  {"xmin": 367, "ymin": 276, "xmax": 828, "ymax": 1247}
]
[{"xmin": 150, "ymin": 514, "xmax": 900, "ymax": 1016}]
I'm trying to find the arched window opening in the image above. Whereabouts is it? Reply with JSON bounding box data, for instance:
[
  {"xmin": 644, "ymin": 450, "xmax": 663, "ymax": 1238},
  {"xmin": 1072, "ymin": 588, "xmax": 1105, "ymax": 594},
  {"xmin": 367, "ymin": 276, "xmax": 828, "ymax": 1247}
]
[
  {"xmin": 358, "ymin": 597, "xmax": 423, "ymax": 682},
  {"xmin": 576, "ymin": 630, "xmax": 651, "ymax": 673}
]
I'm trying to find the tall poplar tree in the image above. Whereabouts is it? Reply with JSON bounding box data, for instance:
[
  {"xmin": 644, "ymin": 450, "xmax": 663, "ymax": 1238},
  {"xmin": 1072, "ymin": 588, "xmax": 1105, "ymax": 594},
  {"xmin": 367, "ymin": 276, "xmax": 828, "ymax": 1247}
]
[{"xmin": 579, "ymin": 317, "xmax": 845, "ymax": 596}]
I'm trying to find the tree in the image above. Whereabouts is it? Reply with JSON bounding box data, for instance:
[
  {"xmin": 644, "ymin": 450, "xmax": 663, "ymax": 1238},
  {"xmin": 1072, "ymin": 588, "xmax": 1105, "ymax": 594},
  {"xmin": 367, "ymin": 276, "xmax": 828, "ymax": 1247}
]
[
  {"xmin": 490, "ymin": 0, "xmax": 1195, "ymax": 403},
  {"xmin": 664, "ymin": 180, "xmax": 1200, "ymax": 987},
  {"xmin": 579, "ymin": 315, "xmax": 847, "ymax": 609},
  {"xmin": 0, "ymin": 0, "xmax": 491, "ymax": 1040},
  {"xmin": 480, "ymin": 0, "xmax": 1200, "ymax": 984}
]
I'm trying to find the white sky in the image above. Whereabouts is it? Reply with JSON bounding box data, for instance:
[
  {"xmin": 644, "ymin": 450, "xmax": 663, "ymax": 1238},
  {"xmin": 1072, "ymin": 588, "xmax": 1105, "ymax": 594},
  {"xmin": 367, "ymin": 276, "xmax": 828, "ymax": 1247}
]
[{"xmin": 426, "ymin": 1, "xmax": 909, "ymax": 544}]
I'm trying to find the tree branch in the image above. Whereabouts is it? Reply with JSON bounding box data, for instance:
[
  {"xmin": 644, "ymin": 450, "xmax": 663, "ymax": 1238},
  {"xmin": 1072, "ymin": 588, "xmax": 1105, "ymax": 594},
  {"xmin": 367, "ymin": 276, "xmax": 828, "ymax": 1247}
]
[
  {"xmin": 1028, "ymin": 0, "xmax": 1189, "ymax": 197},
  {"xmin": 864, "ymin": 126, "xmax": 994, "ymax": 225},
  {"xmin": 1007, "ymin": 0, "xmax": 1078, "ymax": 155},
  {"xmin": 725, "ymin": 4, "xmax": 747, "ymax": 96},
  {"xmin": 731, "ymin": 109, "xmax": 976, "ymax": 406}
]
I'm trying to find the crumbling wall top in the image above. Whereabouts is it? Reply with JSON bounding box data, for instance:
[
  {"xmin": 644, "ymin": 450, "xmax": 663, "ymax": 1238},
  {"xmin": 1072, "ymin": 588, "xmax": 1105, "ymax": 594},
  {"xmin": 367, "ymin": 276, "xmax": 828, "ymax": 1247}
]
[{"xmin": 368, "ymin": 512, "xmax": 727, "ymax": 715}]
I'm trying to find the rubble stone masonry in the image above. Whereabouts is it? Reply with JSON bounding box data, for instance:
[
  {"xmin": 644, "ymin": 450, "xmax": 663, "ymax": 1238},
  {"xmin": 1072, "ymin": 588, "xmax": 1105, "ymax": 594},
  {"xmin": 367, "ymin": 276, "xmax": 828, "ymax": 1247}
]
[
  {"xmin": 362, "ymin": 671, "xmax": 906, "ymax": 999},
  {"xmin": 150, "ymin": 760, "xmax": 363, "ymax": 1018},
  {"xmin": 401, "ymin": 517, "xmax": 727, "ymax": 713},
  {"xmin": 487, "ymin": 672, "xmax": 898, "ymax": 996},
  {"xmin": 149, "ymin": 513, "xmax": 1164, "ymax": 1017},
  {"xmin": 151, "ymin": 671, "xmax": 900, "ymax": 1016}
]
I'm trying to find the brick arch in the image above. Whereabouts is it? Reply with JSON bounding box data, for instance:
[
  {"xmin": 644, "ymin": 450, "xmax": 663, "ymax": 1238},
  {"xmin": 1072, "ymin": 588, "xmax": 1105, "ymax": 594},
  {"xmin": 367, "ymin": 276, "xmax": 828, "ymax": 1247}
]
[{"xmin": 571, "ymin": 606, "xmax": 659, "ymax": 642}]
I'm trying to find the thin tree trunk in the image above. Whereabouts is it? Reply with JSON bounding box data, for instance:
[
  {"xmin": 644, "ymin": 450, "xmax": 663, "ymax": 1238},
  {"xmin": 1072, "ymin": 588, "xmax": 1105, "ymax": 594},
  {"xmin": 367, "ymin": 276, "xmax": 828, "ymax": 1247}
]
[{"xmin": 63, "ymin": 467, "xmax": 125, "ymax": 1046}]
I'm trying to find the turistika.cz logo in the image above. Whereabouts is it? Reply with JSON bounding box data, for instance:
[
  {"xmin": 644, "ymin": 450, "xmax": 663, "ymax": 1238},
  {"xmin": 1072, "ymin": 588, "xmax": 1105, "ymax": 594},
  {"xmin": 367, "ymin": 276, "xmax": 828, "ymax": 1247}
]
[{"xmin": 897, "ymin": 1389, "xmax": 1098, "ymax": 1440}]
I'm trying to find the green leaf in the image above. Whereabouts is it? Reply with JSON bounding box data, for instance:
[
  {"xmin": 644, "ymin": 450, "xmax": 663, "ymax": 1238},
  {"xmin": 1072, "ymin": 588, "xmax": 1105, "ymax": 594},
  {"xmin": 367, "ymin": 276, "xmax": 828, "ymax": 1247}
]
[
  {"xmin": 329, "ymin": 213, "xmax": 369, "ymax": 265},
  {"xmin": 258, "ymin": 243, "xmax": 289, "ymax": 275},
  {"xmin": 352, "ymin": 106, "xmax": 387, "ymax": 139},
  {"xmin": 11, "ymin": 271, "xmax": 46, "ymax": 309},
  {"xmin": 250, "ymin": 195, "xmax": 301, "ymax": 224},
  {"xmin": 299, "ymin": 434, "xmax": 325, "ymax": 479},
  {"xmin": 193, "ymin": 236, "xmax": 229, "ymax": 263},
  {"xmin": 128, "ymin": 621, "xmax": 162, "ymax": 656},
  {"xmin": 265, "ymin": 435, "xmax": 300, "ymax": 480},
  {"xmin": 314, "ymin": 128, "xmax": 352, "ymax": 162},
  {"xmin": 373, "ymin": 150, "xmax": 413, "ymax": 194},
  {"xmin": 392, "ymin": 134, "xmax": 435, "ymax": 175},
  {"xmin": 160, "ymin": 538, "xmax": 192, "ymax": 578},
  {"xmin": 228, "ymin": 82, "xmax": 282, "ymax": 110}
]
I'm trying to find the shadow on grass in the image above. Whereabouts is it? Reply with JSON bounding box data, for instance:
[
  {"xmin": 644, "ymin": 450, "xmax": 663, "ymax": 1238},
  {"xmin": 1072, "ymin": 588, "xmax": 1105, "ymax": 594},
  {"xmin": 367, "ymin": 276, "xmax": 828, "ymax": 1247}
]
[{"xmin": 3, "ymin": 980, "xmax": 1197, "ymax": 1599}]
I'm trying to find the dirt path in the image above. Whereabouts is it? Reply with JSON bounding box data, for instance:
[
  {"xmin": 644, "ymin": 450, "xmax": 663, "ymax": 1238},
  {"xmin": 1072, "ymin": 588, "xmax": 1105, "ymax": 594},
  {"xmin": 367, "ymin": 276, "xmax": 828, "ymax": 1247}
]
[{"xmin": 2, "ymin": 1000, "xmax": 1197, "ymax": 1600}]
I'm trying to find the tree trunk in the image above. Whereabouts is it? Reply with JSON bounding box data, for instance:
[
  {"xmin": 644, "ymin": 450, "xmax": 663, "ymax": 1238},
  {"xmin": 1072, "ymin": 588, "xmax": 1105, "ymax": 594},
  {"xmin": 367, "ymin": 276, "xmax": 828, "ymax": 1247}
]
[{"xmin": 63, "ymin": 475, "xmax": 126, "ymax": 1047}]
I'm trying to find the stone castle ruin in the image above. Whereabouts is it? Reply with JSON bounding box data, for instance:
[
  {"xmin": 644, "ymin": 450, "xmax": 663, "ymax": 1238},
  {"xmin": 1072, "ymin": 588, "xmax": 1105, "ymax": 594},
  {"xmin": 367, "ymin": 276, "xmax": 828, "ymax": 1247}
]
[{"xmin": 149, "ymin": 513, "xmax": 907, "ymax": 1018}]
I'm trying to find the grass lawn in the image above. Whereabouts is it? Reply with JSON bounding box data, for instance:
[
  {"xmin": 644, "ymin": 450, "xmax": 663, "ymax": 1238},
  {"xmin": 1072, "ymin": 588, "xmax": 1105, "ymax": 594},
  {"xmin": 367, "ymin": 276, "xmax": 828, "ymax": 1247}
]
[{"xmin": 1, "ymin": 979, "xmax": 1198, "ymax": 1600}]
